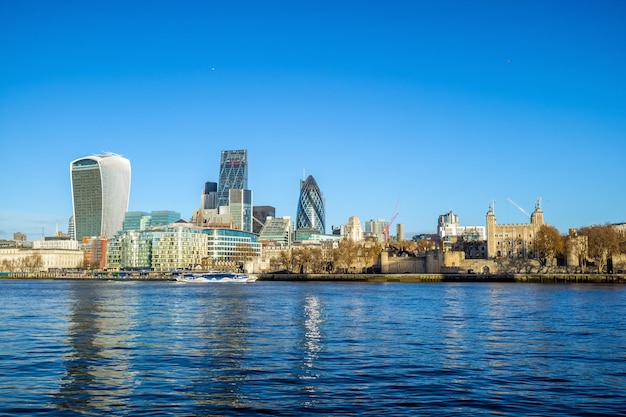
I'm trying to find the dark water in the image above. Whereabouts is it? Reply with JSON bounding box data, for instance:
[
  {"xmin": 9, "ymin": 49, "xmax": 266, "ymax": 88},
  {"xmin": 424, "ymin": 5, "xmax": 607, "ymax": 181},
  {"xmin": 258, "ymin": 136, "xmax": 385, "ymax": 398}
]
[{"xmin": 1, "ymin": 280, "xmax": 625, "ymax": 416}]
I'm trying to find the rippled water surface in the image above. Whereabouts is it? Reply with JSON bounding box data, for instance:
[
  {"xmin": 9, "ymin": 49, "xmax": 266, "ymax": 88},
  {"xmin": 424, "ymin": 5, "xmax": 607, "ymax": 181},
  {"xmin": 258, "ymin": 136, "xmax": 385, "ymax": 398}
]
[{"xmin": 1, "ymin": 279, "xmax": 625, "ymax": 416}]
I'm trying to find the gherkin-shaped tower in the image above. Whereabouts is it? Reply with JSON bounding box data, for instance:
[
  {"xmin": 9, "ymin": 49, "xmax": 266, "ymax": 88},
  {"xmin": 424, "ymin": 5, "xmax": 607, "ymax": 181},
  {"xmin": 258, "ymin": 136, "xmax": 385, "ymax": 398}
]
[{"xmin": 296, "ymin": 175, "xmax": 325, "ymax": 235}]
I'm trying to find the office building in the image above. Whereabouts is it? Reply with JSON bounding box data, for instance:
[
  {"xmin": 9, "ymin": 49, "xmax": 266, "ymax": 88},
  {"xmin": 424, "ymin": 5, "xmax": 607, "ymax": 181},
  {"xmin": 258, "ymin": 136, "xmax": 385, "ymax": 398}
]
[
  {"xmin": 259, "ymin": 216, "xmax": 293, "ymax": 246},
  {"xmin": 217, "ymin": 150, "xmax": 248, "ymax": 208},
  {"xmin": 124, "ymin": 211, "xmax": 150, "ymax": 231},
  {"xmin": 70, "ymin": 153, "xmax": 131, "ymax": 241},
  {"xmin": 201, "ymin": 182, "xmax": 218, "ymax": 210},
  {"xmin": 68, "ymin": 216, "xmax": 76, "ymax": 241},
  {"xmin": 344, "ymin": 216, "xmax": 363, "ymax": 241},
  {"xmin": 229, "ymin": 189, "xmax": 253, "ymax": 233},
  {"xmin": 123, "ymin": 211, "xmax": 181, "ymax": 231},
  {"xmin": 296, "ymin": 175, "xmax": 325, "ymax": 235},
  {"xmin": 253, "ymin": 206, "xmax": 276, "ymax": 234},
  {"xmin": 364, "ymin": 219, "xmax": 388, "ymax": 242}
]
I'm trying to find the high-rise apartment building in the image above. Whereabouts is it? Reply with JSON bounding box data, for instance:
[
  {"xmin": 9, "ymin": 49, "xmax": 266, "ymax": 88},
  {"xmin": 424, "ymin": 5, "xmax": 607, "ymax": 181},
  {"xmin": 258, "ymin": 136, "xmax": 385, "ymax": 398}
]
[
  {"xmin": 70, "ymin": 153, "xmax": 131, "ymax": 241},
  {"xmin": 396, "ymin": 223, "xmax": 405, "ymax": 241},
  {"xmin": 296, "ymin": 175, "xmax": 325, "ymax": 235},
  {"xmin": 217, "ymin": 150, "xmax": 248, "ymax": 208}
]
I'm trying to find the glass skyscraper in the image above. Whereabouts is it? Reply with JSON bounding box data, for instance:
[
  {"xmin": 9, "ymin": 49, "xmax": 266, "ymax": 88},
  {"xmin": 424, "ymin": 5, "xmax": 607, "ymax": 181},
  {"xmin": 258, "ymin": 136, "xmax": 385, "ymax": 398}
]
[
  {"xmin": 70, "ymin": 153, "xmax": 131, "ymax": 241},
  {"xmin": 229, "ymin": 189, "xmax": 253, "ymax": 233},
  {"xmin": 296, "ymin": 175, "xmax": 325, "ymax": 235},
  {"xmin": 217, "ymin": 150, "xmax": 248, "ymax": 208}
]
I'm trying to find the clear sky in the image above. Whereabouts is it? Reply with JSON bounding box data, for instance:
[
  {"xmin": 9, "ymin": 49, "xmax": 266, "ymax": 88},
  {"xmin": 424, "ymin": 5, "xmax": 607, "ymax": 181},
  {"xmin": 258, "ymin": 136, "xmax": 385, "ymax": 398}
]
[{"xmin": 1, "ymin": 0, "xmax": 625, "ymax": 240}]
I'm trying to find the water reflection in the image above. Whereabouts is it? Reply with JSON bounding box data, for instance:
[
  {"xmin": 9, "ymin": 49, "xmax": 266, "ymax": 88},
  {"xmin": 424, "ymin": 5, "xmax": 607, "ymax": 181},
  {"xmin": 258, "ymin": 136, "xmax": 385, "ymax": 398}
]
[
  {"xmin": 1, "ymin": 280, "xmax": 620, "ymax": 416},
  {"xmin": 191, "ymin": 287, "xmax": 252, "ymax": 410},
  {"xmin": 300, "ymin": 295, "xmax": 323, "ymax": 407},
  {"xmin": 52, "ymin": 281, "xmax": 137, "ymax": 415}
]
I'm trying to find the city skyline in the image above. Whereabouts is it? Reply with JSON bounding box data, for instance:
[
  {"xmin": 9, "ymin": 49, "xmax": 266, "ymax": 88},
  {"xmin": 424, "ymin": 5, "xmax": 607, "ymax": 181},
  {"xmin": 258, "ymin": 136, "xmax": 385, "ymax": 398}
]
[{"xmin": 1, "ymin": 1, "xmax": 625, "ymax": 240}]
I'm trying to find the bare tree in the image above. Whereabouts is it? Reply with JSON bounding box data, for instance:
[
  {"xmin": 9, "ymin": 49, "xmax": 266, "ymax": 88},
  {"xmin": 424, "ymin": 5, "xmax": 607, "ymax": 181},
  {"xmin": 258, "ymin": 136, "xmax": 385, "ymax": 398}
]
[
  {"xmin": 415, "ymin": 239, "xmax": 435, "ymax": 253},
  {"xmin": 534, "ymin": 225, "xmax": 564, "ymax": 271},
  {"xmin": 580, "ymin": 224, "xmax": 621, "ymax": 273}
]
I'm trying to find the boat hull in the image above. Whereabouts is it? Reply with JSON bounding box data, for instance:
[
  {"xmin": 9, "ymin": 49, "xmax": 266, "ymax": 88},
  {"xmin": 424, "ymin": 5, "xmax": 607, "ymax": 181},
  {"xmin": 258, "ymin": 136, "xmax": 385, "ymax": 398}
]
[{"xmin": 176, "ymin": 272, "xmax": 257, "ymax": 283}]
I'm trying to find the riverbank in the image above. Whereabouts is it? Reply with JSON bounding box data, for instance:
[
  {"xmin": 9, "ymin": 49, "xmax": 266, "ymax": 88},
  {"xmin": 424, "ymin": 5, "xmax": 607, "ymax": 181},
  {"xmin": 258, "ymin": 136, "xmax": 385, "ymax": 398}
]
[
  {"xmin": 259, "ymin": 273, "xmax": 625, "ymax": 283},
  {"xmin": 1, "ymin": 272, "xmax": 624, "ymax": 283}
]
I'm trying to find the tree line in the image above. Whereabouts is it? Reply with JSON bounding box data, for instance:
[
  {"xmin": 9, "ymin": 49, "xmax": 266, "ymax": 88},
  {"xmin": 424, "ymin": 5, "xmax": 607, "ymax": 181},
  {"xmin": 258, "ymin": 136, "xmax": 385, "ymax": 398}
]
[
  {"xmin": 534, "ymin": 223, "xmax": 626, "ymax": 273},
  {"xmin": 268, "ymin": 240, "xmax": 383, "ymax": 274},
  {"xmin": 0, "ymin": 254, "xmax": 43, "ymax": 273}
]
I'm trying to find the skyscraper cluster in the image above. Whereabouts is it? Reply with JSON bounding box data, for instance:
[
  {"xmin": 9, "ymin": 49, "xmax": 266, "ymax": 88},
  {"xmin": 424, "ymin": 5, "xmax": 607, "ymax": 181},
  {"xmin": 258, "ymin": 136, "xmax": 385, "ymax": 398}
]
[{"xmin": 69, "ymin": 149, "xmax": 329, "ymax": 246}]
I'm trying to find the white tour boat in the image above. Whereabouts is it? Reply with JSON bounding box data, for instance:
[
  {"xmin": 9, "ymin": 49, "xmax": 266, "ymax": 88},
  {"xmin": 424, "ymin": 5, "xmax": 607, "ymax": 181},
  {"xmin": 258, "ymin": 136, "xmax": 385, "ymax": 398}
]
[{"xmin": 176, "ymin": 271, "xmax": 258, "ymax": 283}]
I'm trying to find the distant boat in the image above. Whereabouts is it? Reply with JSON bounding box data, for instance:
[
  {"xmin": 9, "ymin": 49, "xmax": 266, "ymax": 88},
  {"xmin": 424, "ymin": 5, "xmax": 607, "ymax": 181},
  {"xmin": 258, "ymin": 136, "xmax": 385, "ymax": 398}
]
[{"xmin": 176, "ymin": 271, "xmax": 258, "ymax": 283}]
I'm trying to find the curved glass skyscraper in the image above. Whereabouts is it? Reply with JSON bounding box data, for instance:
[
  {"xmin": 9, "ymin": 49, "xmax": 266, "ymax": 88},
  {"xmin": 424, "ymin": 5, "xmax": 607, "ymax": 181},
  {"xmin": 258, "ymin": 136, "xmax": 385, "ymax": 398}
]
[
  {"xmin": 296, "ymin": 175, "xmax": 325, "ymax": 235},
  {"xmin": 70, "ymin": 153, "xmax": 131, "ymax": 241}
]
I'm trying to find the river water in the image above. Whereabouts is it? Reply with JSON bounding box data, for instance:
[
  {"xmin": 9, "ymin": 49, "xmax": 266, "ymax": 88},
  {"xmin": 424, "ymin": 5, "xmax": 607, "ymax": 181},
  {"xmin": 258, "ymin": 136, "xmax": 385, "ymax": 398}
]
[{"xmin": 0, "ymin": 279, "xmax": 625, "ymax": 416}]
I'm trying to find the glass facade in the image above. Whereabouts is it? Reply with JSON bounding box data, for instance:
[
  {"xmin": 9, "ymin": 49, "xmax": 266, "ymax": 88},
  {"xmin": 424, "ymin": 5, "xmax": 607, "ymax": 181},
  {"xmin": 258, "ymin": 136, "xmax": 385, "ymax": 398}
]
[
  {"xmin": 259, "ymin": 216, "xmax": 292, "ymax": 246},
  {"xmin": 106, "ymin": 226, "xmax": 261, "ymax": 271},
  {"xmin": 150, "ymin": 211, "xmax": 181, "ymax": 227},
  {"xmin": 151, "ymin": 226, "xmax": 207, "ymax": 272},
  {"xmin": 124, "ymin": 211, "xmax": 150, "ymax": 231},
  {"xmin": 296, "ymin": 175, "xmax": 325, "ymax": 235},
  {"xmin": 217, "ymin": 150, "xmax": 248, "ymax": 207},
  {"xmin": 201, "ymin": 182, "xmax": 218, "ymax": 209},
  {"xmin": 253, "ymin": 206, "xmax": 276, "ymax": 234},
  {"xmin": 70, "ymin": 153, "xmax": 131, "ymax": 241},
  {"xmin": 229, "ymin": 189, "xmax": 253, "ymax": 233},
  {"xmin": 203, "ymin": 228, "xmax": 261, "ymax": 260},
  {"xmin": 123, "ymin": 211, "xmax": 181, "ymax": 231}
]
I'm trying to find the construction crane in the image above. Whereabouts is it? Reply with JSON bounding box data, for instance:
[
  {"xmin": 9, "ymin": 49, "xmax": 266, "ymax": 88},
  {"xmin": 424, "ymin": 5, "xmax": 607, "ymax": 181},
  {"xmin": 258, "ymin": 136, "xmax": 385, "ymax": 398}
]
[{"xmin": 383, "ymin": 198, "xmax": 400, "ymax": 244}]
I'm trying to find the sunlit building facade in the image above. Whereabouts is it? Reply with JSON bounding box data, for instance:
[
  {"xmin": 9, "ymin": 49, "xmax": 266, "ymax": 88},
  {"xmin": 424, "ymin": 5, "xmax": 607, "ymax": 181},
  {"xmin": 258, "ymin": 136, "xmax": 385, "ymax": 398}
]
[
  {"xmin": 106, "ymin": 223, "xmax": 261, "ymax": 271},
  {"xmin": 259, "ymin": 216, "xmax": 293, "ymax": 246},
  {"xmin": 204, "ymin": 228, "xmax": 262, "ymax": 261},
  {"xmin": 344, "ymin": 216, "xmax": 363, "ymax": 241},
  {"xmin": 70, "ymin": 153, "xmax": 131, "ymax": 241}
]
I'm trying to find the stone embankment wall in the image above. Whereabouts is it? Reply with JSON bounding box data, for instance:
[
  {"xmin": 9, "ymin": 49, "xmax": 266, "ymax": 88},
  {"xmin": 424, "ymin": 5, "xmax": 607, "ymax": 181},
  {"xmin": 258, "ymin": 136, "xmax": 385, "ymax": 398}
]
[{"xmin": 260, "ymin": 273, "xmax": 625, "ymax": 283}]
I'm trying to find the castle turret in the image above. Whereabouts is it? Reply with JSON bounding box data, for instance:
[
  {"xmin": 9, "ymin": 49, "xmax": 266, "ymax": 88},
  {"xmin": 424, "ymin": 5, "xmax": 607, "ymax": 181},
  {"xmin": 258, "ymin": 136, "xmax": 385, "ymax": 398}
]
[
  {"xmin": 530, "ymin": 197, "xmax": 544, "ymax": 225},
  {"xmin": 486, "ymin": 201, "xmax": 497, "ymax": 258}
]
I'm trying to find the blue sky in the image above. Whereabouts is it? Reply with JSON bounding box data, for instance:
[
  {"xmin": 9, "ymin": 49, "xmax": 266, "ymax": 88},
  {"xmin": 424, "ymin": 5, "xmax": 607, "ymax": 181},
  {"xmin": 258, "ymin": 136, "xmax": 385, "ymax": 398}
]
[{"xmin": 1, "ymin": 0, "xmax": 625, "ymax": 240}]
